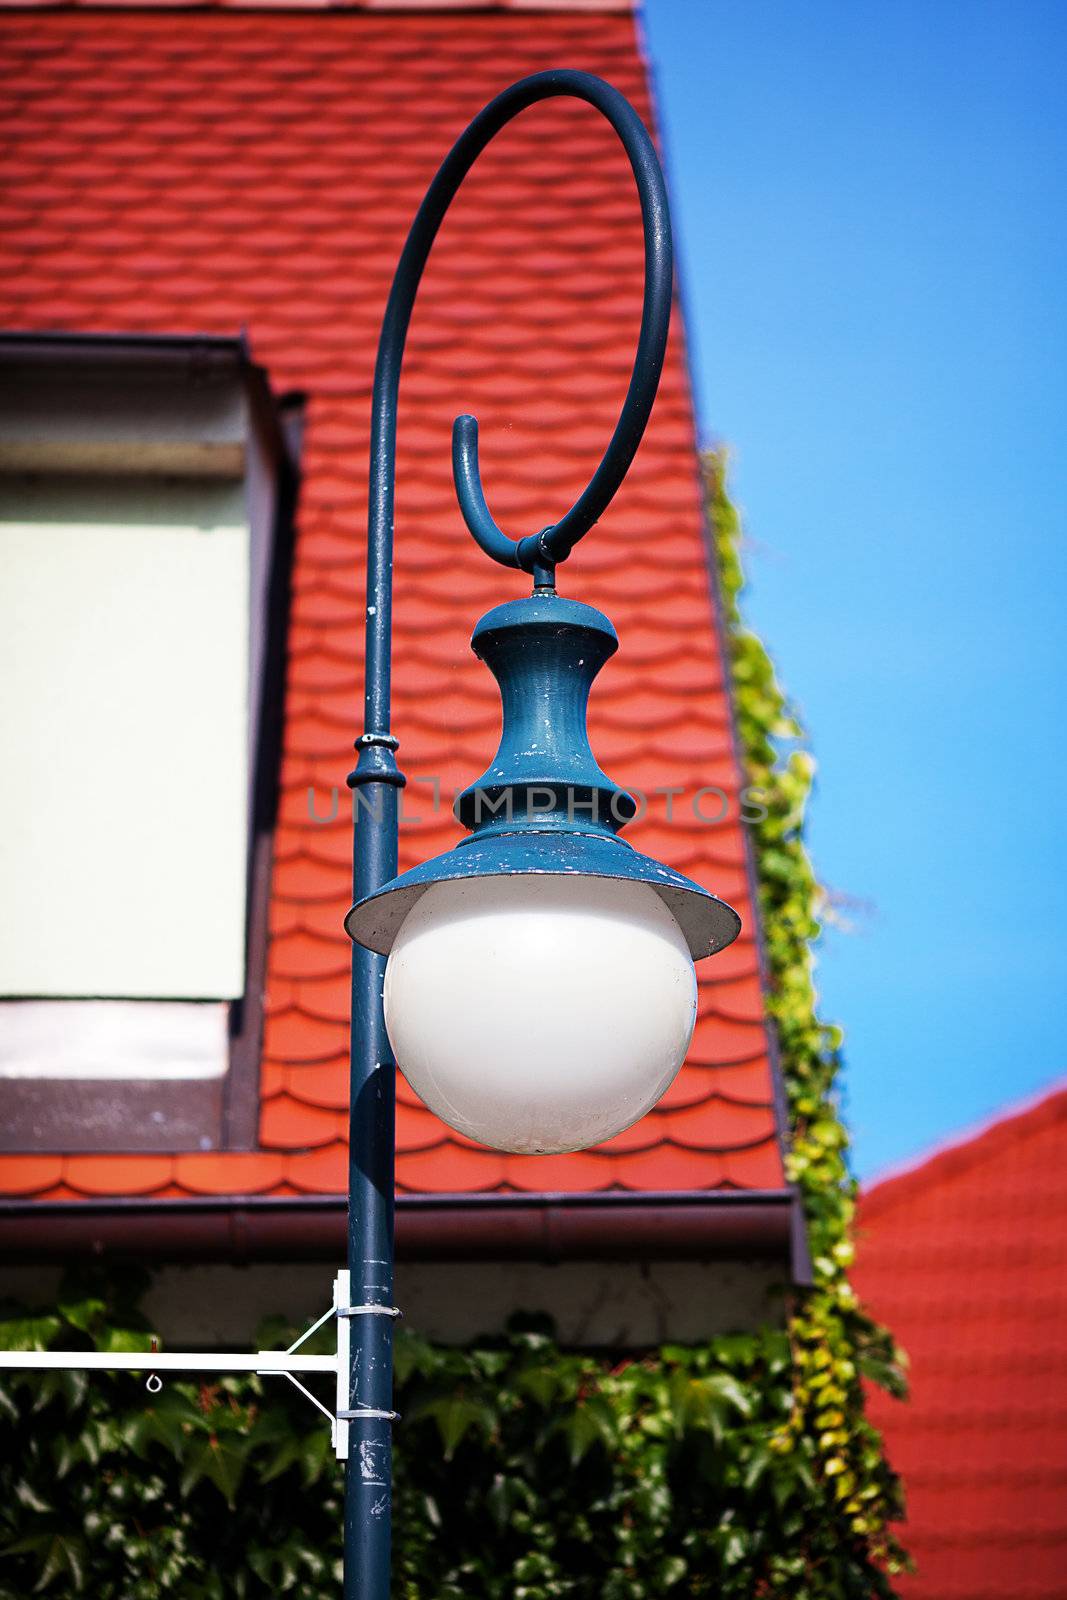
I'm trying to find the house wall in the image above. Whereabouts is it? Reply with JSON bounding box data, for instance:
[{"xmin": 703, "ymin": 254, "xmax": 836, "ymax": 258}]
[{"xmin": 1, "ymin": 1256, "xmax": 787, "ymax": 1348}]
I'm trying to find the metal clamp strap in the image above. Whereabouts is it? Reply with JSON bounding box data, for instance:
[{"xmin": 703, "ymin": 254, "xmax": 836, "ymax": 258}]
[
  {"xmin": 338, "ymin": 1408, "xmax": 400, "ymax": 1423},
  {"xmin": 337, "ymin": 1304, "xmax": 402, "ymax": 1319}
]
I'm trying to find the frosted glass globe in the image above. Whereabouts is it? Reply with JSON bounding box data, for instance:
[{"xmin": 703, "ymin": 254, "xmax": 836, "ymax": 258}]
[{"xmin": 382, "ymin": 874, "xmax": 697, "ymax": 1154}]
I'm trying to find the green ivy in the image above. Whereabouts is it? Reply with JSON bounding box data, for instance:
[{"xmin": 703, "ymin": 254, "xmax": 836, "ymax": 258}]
[
  {"xmin": 0, "ymin": 453, "xmax": 907, "ymax": 1596},
  {"xmin": 704, "ymin": 446, "xmax": 908, "ymax": 1579}
]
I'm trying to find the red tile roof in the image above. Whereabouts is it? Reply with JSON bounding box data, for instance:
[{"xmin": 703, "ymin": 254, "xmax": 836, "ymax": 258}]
[
  {"xmin": 853, "ymin": 1086, "xmax": 1067, "ymax": 1599},
  {"xmin": 0, "ymin": 6, "xmax": 785, "ymax": 1205}
]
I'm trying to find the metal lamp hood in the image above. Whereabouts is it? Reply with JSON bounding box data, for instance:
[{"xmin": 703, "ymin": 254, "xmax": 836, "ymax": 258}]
[{"xmin": 345, "ymin": 592, "xmax": 742, "ymax": 961}]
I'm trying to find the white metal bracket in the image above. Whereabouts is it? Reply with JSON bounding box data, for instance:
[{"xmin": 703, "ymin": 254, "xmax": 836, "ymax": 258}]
[{"xmin": 0, "ymin": 1269, "xmax": 401, "ymax": 1462}]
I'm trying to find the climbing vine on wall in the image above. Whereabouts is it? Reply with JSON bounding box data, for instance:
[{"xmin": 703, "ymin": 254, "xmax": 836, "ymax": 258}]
[
  {"xmin": 0, "ymin": 453, "xmax": 907, "ymax": 1598},
  {"xmin": 704, "ymin": 444, "xmax": 908, "ymax": 1579}
]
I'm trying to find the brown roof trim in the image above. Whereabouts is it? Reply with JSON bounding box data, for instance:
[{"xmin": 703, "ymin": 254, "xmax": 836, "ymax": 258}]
[
  {"xmin": 0, "ymin": 2, "xmax": 633, "ymax": 13},
  {"xmin": 0, "ymin": 329, "xmax": 293, "ymax": 477},
  {"xmin": 0, "ymin": 1189, "xmax": 800, "ymax": 1267}
]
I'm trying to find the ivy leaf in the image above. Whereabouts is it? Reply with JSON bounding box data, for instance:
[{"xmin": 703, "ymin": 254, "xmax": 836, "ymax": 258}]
[
  {"xmin": 741, "ymin": 1443, "xmax": 771, "ymax": 1491},
  {"xmin": 485, "ymin": 1471, "xmax": 535, "ymax": 1533},
  {"xmin": 55, "ymin": 1369, "xmax": 89, "ymax": 1411},
  {"xmin": 51, "ymin": 1433, "xmax": 85, "ymax": 1480},
  {"xmin": 773, "ymin": 1455, "xmax": 814, "ymax": 1509},
  {"xmin": 422, "ymin": 1396, "xmax": 493, "ymax": 1460},
  {"xmin": 298, "ymin": 1425, "xmax": 334, "ymax": 1487},
  {"xmin": 711, "ymin": 1334, "xmax": 758, "ymax": 1368},
  {"xmin": 56, "ymin": 1296, "xmax": 107, "ymax": 1336},
  {"xmin": 669, "ymin": 1371, "xmax": 753, "ymax": 1440},
  {"xmin": 721, "ymin": 1527, "xmax": 749, "ymax": 1568},
  {"xmin": 99, "ymin": 1327, "xmax": 154, "ymax": 1355},
  {"xmin": 181, "ymin": 1436, "xmax": 249, "ymax": 1508},
  {"xmin": 393, "ymin": 1331, "xmax": 438, "ymax": 1386},
  {"xmin": 859, "ymin": 1352, "xmax": 909, "ymax": 1400},
  {"xmin": 254, "ymin": 1313, "xmax": 297, "ymax": 1352},
  {"xmin": 14, "ymin": 1481, "xmax": 52, "ymax": 1515},
  {"xmin": 125, "ymin": 1387, "xmax": 198, "ymax": 1459},
  {"xmin": 2, "ymin": 1528, "xmax": 86, "ymax": 1594},
  {"xmin": 516, "ymin": 1365, "xmax": 560, "ymax": 1409},
  {"xmin": 656, "ymin": 1553, "xmax": 687, "ymax": 1588},
  {"xmin": 258, "ymin": 1434, "xmax": 303, "ymax": 1485},
  {"xmin": 38, "ymin": 1532, "xmax": 86, "ymax": 1593},
  {"xmin": 557, "ymin": 1396, "xmax": 617, "ymax": 1466},
  {"xmin": 0, "ymin": 1316, "xmax": 61, "ymax": 1352}
]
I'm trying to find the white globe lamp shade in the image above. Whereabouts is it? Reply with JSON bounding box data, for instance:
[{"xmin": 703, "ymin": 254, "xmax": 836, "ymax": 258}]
[{"xmin": 382, "ymin": 873, "xmax": 698, "ymax": 1154}]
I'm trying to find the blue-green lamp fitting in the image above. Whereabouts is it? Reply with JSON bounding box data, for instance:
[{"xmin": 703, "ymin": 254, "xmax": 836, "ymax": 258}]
[{"xmin": 345, "ymin": 593, "xmax": 741, "ymax": 961}]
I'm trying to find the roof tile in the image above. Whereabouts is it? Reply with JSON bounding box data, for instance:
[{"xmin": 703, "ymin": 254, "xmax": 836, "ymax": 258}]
[
  {"xmin": 259, "ymin": 1095, "xmax": 340, "ymax": 1150},
  {"xmin": 174, "ymin": 1153, "xmax": 288, "ymax": 1195},
  {"xmin": 0, "ymin": 1156, "xmax": 64, "ymax": 1195},
  {"xmin": 855, "ymin": 1086, "xmax": 1067, "ymax": 1599},
  {"xmin": 0, "ymin": 4, "xmax": 785, "ymax": 1207},
  {"xmin": 62, "ymin": 1155, "xmax": 175, "ymax": 1197},
  {"xmin": 398, "ymin": 1143, "xmax": 509, "ymax": 1194},
  {"xmin": 284, "ymin": 1142, "xmax": 348, "ymax": 1193},
  {"xmin": 502, "ymin": 1150, "xmax": 614, "ymax": 1191},
  {"xmin": 609, "ymin": 1144, "xmax": 728, "ymax": 1191},
  {"xmin": 662, "ymin": 1098, "xmax": 777, "ymax": 1152},
  {"xmin": 720, "ymin": 1140, "xmax": 785, "ymax": 1190}
]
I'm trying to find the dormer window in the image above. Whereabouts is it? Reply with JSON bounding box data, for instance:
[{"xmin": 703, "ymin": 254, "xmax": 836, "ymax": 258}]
[{"xmin": 0, "ymin": 334, "xmax": 297, "ymax": 1151}]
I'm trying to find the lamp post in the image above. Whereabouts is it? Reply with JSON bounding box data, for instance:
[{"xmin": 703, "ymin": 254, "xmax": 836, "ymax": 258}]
[
  {"xmin": 0, "ymin": 66, "xmax": 742, "ymax": 1600},
  {"xmin": 341, "ymin": 68, "xmax": 740, "ymax": 1600}
]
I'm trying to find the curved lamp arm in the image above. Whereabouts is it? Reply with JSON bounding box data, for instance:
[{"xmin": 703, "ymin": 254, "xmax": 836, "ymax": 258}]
[{"xmin": 363, "ymin": 68, "xmax": 672, "ymax": 735}]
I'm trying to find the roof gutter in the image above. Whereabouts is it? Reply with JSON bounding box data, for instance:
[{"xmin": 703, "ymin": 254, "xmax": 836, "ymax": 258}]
[
  {"xmin": 0, "ymin": 327, "xmax": 295, "ymax": 476},
  {"xmin": 0, "ymin": 1190, "xmax": 802, "ymax": 1271}
]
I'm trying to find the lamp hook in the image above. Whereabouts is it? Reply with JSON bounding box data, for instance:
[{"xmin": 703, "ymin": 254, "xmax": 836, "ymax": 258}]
[{"xmin": 370, "ymin": 68, "xmax": 672, "ymax": 583}]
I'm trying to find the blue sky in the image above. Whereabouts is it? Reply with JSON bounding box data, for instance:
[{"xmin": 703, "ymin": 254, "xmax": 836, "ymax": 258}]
[{"xmin": 642, "ymin": 0, "xmax": 1067, "ymax": 1180}]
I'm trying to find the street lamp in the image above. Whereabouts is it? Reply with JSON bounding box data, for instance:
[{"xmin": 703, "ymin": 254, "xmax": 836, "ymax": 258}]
[
  {"xmin": 342, "ymin": 67, "xmax": 740, "ymax": 1600},
  {"xmin": 0, "ymin": 67, "xmax": 743, "ymax": 1600},
  {"xmin": 349, "ymin": 589, "xmax": 740, "ymax": 1155}
]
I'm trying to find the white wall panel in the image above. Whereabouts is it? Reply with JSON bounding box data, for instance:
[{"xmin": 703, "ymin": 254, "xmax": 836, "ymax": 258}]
[
  {"xmin": 0, "ymin": 484, "xmax": 249, "ymax": 998},
  {"xmin": 0, "ymin": 1000, "xmax": 228, "ymax": 1079}
]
